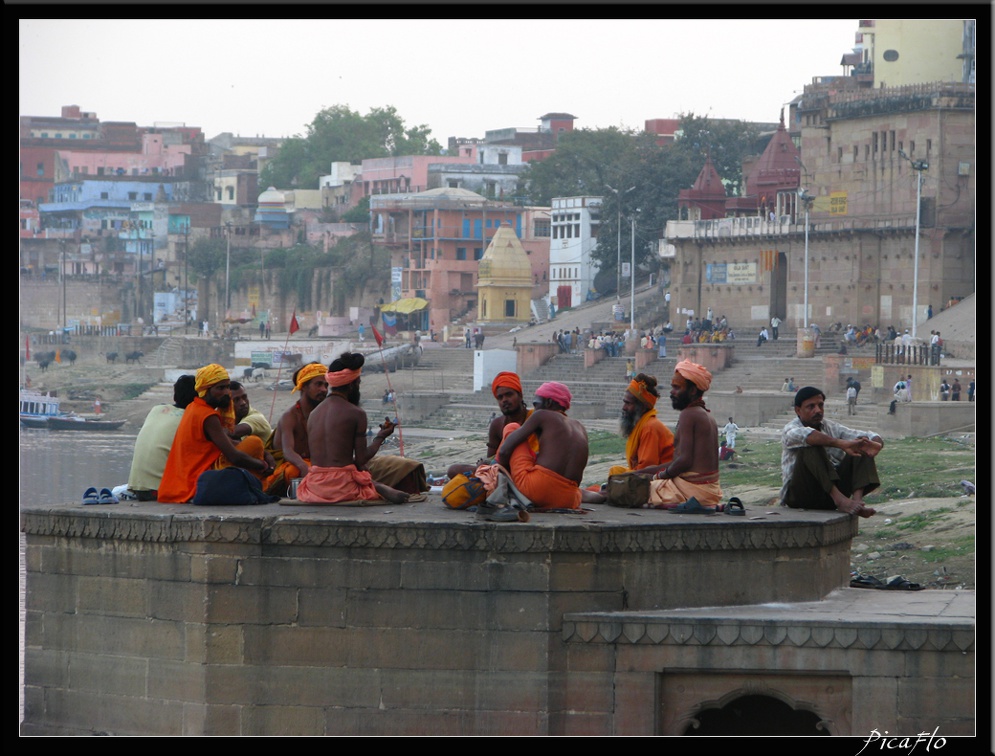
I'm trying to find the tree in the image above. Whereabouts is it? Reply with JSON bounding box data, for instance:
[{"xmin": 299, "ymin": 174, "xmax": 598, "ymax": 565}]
[
  {"xmin": 260, "ymin": 105, "xmax": 443, "ymax": 190},
  {"xmin": 521, "ymin": 127, "xmax": 637, "ymax": 206}
]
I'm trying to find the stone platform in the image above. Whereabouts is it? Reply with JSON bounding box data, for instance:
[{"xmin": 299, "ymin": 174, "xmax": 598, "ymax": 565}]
[{"xmin": 20, "ymin": 499, "xmax": 974, "ymax": 736}]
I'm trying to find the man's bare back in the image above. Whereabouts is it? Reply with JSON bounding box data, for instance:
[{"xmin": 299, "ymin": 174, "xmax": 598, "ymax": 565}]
[
  {"xmin": 499, "ymin": 408, "xmax": 589, "ymax": 483},
  {"xmin": 308, "ymin": 394, "xmax": 369, "ymax": 468}
]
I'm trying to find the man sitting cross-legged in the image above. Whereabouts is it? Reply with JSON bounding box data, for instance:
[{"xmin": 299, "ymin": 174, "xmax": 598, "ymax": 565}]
[
  {"xmin": 647, "ymin": 360, "xmax": 723, "ymax": 510},
  {"xmin": 157, "ymin": 364, "xmax": 273, "ymax": 503},
  {"xmin": 496, "ymin": 381, "xmax": 605, "ymax": 509},
  {"xmin": 296, "ymin": 353, "xmax": 416, "ymax": 504},
  {"xmin": 446, "ymin": 371, "xmax": 535, "ymax": 480},
  {"xmin": 263, "ymin": 362, "xmax": 327, "ymax": 496},
  {"xmin": 127, "ymin": 374, "xmax": 196, "ymax": 501},
  {"xmin": 608, "ymin": 373, "xmax": 674, "ymax": 478}
]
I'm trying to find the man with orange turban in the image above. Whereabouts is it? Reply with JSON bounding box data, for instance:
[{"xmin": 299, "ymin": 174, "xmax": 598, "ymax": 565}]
[
  {"xmin": 646, "ymin": 360, "xmax": 723, "ymax": 512},
  {"xmin": 158, "ymin": 364, "xmax": 273, "ymax": 503},
  {"xmin": 608, "ymin": 373, "xmax": 674, "ymax": 478},
  {"xmin": 446, "ymin": 370, "xmax": 535, "ymax": 480}
]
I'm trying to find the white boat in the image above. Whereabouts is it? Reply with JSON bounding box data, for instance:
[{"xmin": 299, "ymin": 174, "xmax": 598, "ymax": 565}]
[{"xmin": 19, "ymin": 390, "xmax": 62, "ymax": 425}]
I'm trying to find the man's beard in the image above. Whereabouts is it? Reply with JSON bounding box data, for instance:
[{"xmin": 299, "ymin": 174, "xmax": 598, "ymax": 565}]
[
  {"xmin": 671, "ymin": 393, "xmax": 690, "ymax": 411},
  {"xmin": 208, "ymin": 394, "xmax": 231, "ymax": 410},
  {"xmin": 619, "ymin": 407, "xmax": 644, "ymax": 438},
  {"xmin": 348, "ymin": 385, "xmax": 361, "ymax": 406},
  {"xmin": 501, "ymin": 403, "xmax": 520, "ymax": 418}
]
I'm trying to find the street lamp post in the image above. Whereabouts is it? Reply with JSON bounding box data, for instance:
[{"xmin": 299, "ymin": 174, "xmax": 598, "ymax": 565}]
[
  {"xmin": 224, "ymin": 221, "xmax": 232, "ymax": 316},
  {"xmin": 605, "ymin": 184, "xmax": 635, "ymax": 300},
  {"xmin": 797, "ymin": 189, "xmax": 814, "ymax": 329},
  {"xmin": 630, "ymin": 211, "xmax": 639, "ymax": 331},
  {"xmin": 183, "ymin": 224, "xmax": 190, "ymax": 335},
  {"xmin": 898, "ymin": 150, "xmax": 928, "ymax": 339}
]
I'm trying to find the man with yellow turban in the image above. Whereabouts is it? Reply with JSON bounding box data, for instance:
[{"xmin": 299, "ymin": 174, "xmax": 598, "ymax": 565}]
[
  {"xmin": 647, "ymin": 359, "xmax": 723, "ymax": 512},
  {"xmin": 263, "ymin": 362, "xmax": 328, "ymax": 496},
  {"xmin": 158, "ymin": 364, "xmax": 273, "ymax": 503},
  {"xmin": 608, "ymin": 373, "xmax": 674, "ymax": 478}
]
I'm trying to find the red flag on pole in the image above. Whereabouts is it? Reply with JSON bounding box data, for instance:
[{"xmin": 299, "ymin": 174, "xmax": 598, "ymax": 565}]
[
  {"xmin": 25, "ymin": 336, "xmax": 30, "ymax": 361},
  {"xmin": 372, "ymin": 325, "xmax": 384, "ymax": 347},
  {"xmin": 289, "ymin": 312, "xmax": 300, "ymax": 335}
]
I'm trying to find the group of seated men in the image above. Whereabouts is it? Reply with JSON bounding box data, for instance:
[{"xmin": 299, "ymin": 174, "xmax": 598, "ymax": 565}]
[
  {"xmin": 128, "ymin": 355, "xmax": 427, "ymax": 505},
  {"xmin": 127, "ymin": 352, "xmax": 884, "ymax": 518}
]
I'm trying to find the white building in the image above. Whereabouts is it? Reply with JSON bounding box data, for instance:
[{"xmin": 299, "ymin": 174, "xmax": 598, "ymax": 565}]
[{"xmin": 548, "ymin": 196, "xmax": 601, "ymax": 309}]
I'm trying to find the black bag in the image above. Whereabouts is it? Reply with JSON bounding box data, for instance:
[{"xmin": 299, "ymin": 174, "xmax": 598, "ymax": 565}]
[
  {"xmin": 606, "ymin": 473, "xmax": 651, "ymax": 508},
  {"xmin": 193, "ymin": 467, "xmax": 280, "ymax": 505}
]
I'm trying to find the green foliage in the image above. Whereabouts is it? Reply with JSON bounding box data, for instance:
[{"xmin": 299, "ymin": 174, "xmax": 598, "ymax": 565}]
[
  {"xmin": 186, "ymin": 238, "xmax": 226, "ymax": 283},
  {"xmin": 260, "ymin": 104, "xmax": 442, "ymax": 189},
  {"xmin": 521, "ymin": 115, "xmax": 763, "ymax": 294},
  {"xmin": 341, "ymin": 195, "xmax": 371, "ymax": 223},
  {"xmin": 586, "ymin": 430, "xmax": 626, "ymax": 458}
]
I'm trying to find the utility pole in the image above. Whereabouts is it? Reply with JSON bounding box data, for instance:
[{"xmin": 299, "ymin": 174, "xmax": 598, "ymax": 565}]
[
  {"xmin": 798, "ymin": 189, "xmax": 814, "ymax": 329},
  {"xmin": 899, "ymin": 150, "xmax": 928, "ymax": 339},
  {"xmin": 183, "ymin": 223, "xmax": 190, "ymax": 334},
  {"xmin": 630, "ymin": 211, "xmax": 638, "ymax": 332},
  {"xmin": 605, "ymin": 184, "xmax": 635, "ymax": 299}
]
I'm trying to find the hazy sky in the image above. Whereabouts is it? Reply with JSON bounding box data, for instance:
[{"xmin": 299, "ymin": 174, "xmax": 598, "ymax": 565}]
[{"xmin": 20, "ymin": 18, "xmax": 863, "ymax": 142}]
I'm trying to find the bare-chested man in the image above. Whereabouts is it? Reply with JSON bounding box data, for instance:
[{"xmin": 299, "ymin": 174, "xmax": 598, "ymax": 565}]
[
  {"xmin": 263, "ymin": 362, "xmax": 327, "ymax": 496},
  {"xmin": 296, "ymin": 353, "xmax": 413, "ymax": 504},
  {"xmin": 447, "ymin": 371, "xmax": 533, "ymax": 480},
  {"xmin": 496, "ymin": 381, "xmax": 604, "ymax": 509},
  {"xmin": 647, "ymin": 359, "xmax": 722, "ymax": 510}
]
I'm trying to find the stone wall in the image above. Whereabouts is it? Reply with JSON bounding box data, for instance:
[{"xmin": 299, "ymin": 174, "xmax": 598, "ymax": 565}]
[{"xmin": 22, "ymin": 503, "xmax": 859, "ymax": 736}]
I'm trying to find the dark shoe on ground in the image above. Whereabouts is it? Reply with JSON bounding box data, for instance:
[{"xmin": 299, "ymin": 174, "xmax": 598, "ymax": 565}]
[
  {"xmin": 82, "ymin": 487, "xmax": 99, "ymax": 505},
  {"xmin": 667, "ymin": 497, "xmax": 717, "ymax": 515},
  {"xmin": 725, "ymin": 497, "xmax": 745, "ymax": 516}
]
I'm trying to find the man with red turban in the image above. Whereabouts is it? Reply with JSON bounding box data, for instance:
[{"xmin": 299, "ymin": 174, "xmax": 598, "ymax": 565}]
[{"xmin": 647, "ymin": 360, "xmax": 723, "ymax": 511}]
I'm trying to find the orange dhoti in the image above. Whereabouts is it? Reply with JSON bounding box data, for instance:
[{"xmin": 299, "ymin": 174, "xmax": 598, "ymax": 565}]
[
  {"xmin": 500, "ymin": 423, "xmax": 582, "ymax": 510},
  {"xmin": 647, "ymin": 470, "xmax": 722, "ymax": 509},
  {"xmin": 263, "ymin": 457, "xmax": 308, "ymax": 496},
  {"xmin": 296, "ymin": 464, "xmax": 380, "ymax": 504}
]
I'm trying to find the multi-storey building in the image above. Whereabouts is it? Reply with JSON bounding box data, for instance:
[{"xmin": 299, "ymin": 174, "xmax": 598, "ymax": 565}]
[
  {"xmin": 548, "ymin": 196, "xmax": 602, "ymax": 311},
  {"xmin": 371, "ymin": 188, "xmax": 549, "ymax": 329},
  {"xmin": 666, "ymin": 80, "xmax": 975, "ymax": 333}
]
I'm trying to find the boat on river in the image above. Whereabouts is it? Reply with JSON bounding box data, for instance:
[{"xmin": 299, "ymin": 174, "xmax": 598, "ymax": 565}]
[{"xmin": 19, "ymin": 390, "xmax": 125, "ymax": 431}]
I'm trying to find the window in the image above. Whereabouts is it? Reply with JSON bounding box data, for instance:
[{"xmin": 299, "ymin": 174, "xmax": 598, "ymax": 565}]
[
  {"xmin": 474, "ymin": 248, "xmax": 484, "ymax": 260},
  {"xmin": 143, "ymin": 193, "xmax": 152, "ymax": 201},
  {"xmin": 505, "ymin": 300, "xmax": 516, "ymax": 317},
  {"xmin": 534, "ymin": 220, "xmax": 550, "ymax": 237},
  {"xmin": 128, "ymin": 192, "xmax": 138, "ymax": 200},
  {"xmin": 872, "ymin": 132, "xmax": 878, "ymax": 154},
  {"xmin": 890, "ymin": 131, "xmax": 896, "ymax": 151},
  {"xmin": 926, "ymin": 139, "xmax": 931, "ymax": 155},
  {"xmin": 37, "ymin": 163, "xmax": 44, "ymax": 176},
  {"xmin": 456, "ymin": 248, "xmax": 467, "ymax": 260},
  {"xmin": 100, "ymin": 192, "xmax": 109, "ymax": 200},
  {"xmin": 498, "ymin": 153, "xmax": 508, "ymax": 166},
  {"xmin": 69, "ymin": 133, "xmax": 77, "ymax": 139},
  {"xmin": 226, "ymin": 186, "xmax": 235, "ymax": 200}
]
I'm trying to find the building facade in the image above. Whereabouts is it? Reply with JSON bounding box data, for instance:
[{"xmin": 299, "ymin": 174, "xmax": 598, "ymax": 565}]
[
  {"xmin": 548, "ymin": 196, "xmax": 602, "ymax": 310},
  {"xmin": 665, "ymin": 81, "xmax": 975, "ymax": 334}
]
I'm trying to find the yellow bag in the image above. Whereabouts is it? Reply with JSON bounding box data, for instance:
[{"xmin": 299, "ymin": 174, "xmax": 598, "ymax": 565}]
[{"xmin": 441, "ymin": 474, "xmax": 487, "ymax": 510}]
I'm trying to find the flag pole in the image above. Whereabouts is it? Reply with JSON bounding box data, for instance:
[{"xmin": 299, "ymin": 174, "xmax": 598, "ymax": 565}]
[
  {"xmin": 372, "ymin": 325, "xmax": 404, "ymax": 456},
  {"xmin": 267, "ymin": 309, "xmax": 300, "ymax": 424}
]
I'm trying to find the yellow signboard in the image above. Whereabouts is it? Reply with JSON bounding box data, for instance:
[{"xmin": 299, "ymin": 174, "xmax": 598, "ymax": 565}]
[{"xmin": 829, "ymin": 192, "xmax": 848, "ymax": 215}]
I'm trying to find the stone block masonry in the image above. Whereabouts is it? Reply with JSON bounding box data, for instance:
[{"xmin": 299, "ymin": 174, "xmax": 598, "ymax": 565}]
[{"xmin": 20, "ymin": 501, "xmax": 971, "ymax": 736}]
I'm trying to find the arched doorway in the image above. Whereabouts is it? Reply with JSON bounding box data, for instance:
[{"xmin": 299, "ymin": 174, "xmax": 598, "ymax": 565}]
[{"xmin": 684, "ymin": 694, "xmax": 829, "ymax": 736}]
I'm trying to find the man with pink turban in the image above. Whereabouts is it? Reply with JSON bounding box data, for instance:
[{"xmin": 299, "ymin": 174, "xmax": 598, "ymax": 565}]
[
  {"xmin": 497, "ymin": 382, "xmax": 604, "ymax": 509},
  {"xmin": 647, "ymin": 360, "xmax": 723, "ymax": 512}
]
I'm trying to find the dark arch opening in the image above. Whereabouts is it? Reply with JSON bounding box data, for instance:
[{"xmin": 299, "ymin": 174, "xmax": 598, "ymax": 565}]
[{"xmin": 684, "ymin": 694, "xmax": 829, "ymax": 736}]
